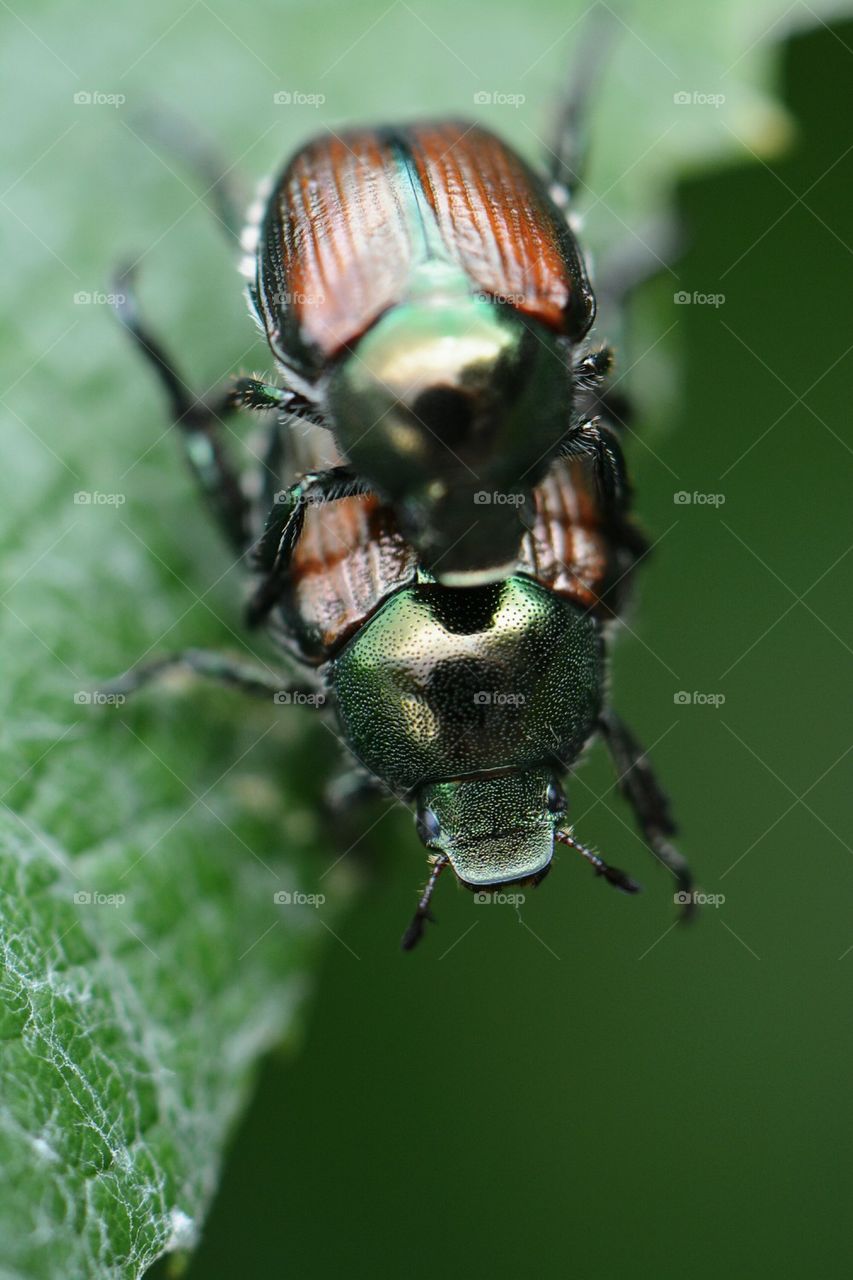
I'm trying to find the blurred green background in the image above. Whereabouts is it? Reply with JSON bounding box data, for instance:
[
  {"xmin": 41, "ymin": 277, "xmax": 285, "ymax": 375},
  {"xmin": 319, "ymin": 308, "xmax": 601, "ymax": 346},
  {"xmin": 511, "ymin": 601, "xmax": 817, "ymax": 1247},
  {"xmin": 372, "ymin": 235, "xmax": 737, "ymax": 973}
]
[
  {"xmin": 1, "ymin": 1, "xmax": 851, "ymax": 1277},
  {"xmin": 187, "ymin": 16, "xmax": 853, "ymax": 1280}
]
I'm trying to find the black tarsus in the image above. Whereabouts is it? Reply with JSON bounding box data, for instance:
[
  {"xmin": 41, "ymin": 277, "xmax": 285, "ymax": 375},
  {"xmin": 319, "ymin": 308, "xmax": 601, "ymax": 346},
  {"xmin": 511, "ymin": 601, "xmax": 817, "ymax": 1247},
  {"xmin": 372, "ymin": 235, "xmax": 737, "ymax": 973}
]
[
  {"xmin": 401, "ymin": 854, "xmax": 450, "ymax": 951},
  {"xmin": 597, "ymin": 708, "xmax": 696, "ymax": 919},
  {"xmin": 245, "ymin": 466, "xmax": 372, "ymax": 629},
  {"xmin": 555, "ymin": 828, "xmax": 642, "ymax": 895},
  {"xmin": 561, "ymin": 414, "xmax": 628, "ymax": 513},
  {"xmin": 111, "ymin": 264, "xmax": 316, "ymax": 556}
]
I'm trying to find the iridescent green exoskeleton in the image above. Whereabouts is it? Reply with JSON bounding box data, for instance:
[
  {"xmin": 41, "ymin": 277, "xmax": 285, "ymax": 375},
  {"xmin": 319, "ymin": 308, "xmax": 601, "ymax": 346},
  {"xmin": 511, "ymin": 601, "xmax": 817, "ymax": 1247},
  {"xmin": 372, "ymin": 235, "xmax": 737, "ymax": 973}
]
[
  {"xmin": 327, "ymin": 574, "xmax": 624, "ymax": 945},
  {"xmin": 333, "ymin": 575, "xmax": 599, "ymax": 863},
  {"xmin": 324, "ymin": 262, "xmax": 575, "ymax": 582}
]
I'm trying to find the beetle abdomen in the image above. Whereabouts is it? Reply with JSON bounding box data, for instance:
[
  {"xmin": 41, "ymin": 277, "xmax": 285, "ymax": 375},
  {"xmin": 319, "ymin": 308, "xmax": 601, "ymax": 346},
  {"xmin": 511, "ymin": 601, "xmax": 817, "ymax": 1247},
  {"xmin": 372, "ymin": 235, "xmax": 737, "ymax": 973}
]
[{"xmin": 255, "ymin": 121, "xmax": 594, "ymax": 380}]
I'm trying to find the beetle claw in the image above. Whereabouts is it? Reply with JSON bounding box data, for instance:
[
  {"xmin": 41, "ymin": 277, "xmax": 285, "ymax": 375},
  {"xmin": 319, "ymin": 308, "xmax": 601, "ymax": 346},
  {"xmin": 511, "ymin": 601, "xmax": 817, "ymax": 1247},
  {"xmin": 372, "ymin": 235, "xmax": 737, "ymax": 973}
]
[
  {"xmin": 596, "ymin": 864, "xmax": 642, "ymax": 895},
  {"xmin": 400, "ymin": 909, "xmax": 436, "ymax": 952}
]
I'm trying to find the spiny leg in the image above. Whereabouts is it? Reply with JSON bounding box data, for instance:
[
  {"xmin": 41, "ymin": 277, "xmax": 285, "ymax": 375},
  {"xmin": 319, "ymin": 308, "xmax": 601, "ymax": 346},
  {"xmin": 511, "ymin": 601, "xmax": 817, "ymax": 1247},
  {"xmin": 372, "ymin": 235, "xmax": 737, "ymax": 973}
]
[
  {"xmin": 571, "ymin": 344, "xmax": 636, "ymax": 430},
  {"xmin": 112, "ymin": 266, "xmax": 316, "ymax": 555},
  {"xmin": 555, "ymin": 828, "xmax": 641, "ymax": 894},
  {"xmin": 246, "ymin": 467, "xmax": 372, "ymax": 628},
  {"xmin": 597, "ymin": 708, "xmax": 696, "ymax": 917},
  {"xmin": 573, "ymin": 345, "xmax": 614, "ymax": 390},
  {"xmin": 561, "ymin": 414, "xmax": 629, "ymax": 513},
  {"xmin": 546, "ymin": 6, "xmax": 618, "ymax": 208},
  {"xmin": 259, "ymin": 417, "xmax": 286, "ymax": 517},
  {"xmin": 568, "ymin": 350, "xmax": 650, "ymax": 574},
  {"xmin": 96, "ymin": 647, "xmax": 315, "ymax": 703},
  {"xmin": 401, "ymin": 854, "xmax": 449, "ymax": 952}
]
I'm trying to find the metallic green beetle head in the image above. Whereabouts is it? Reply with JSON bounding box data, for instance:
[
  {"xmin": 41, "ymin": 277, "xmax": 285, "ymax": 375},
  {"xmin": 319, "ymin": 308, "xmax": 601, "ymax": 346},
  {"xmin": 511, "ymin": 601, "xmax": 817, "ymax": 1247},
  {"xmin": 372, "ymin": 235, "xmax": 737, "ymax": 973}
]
[
  {"xmin": 415, "ymin": 767, "xmax": 567, "ymax": 887},
  {"xmin": 326, "ymin": 270, "xmax": 573, "ymax": 583}
]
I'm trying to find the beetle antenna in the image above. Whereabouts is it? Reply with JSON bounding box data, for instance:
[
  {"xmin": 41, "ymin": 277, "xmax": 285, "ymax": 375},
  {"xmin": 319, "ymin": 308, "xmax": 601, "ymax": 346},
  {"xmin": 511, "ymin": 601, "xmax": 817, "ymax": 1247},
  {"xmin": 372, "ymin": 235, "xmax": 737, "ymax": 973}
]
[
  {"xmin": 401, "ymin": 854, "xmax": 449, "ymax": 951},
  {"xmin": 555, "ymin": 829, "xmax": 641, "ymax": 895}
]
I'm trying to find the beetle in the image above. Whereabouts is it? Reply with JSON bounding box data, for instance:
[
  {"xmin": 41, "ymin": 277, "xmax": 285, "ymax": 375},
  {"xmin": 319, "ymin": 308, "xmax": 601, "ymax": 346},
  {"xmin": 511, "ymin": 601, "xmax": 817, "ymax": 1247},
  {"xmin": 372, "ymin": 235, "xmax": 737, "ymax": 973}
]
[
  {"xmin": 237, "ymin": 118, "xmax": 626, "ymax": 588},
  {"xmin": 105, "ymin": 40, "xmax": 693, "ymax": 946},
  {"xmin": 103, "ymin": 404, "xmax": 693, "ymax": 949},
  {"xmin": 112, "ymin": 71, "xmax": 631, "ymax": 608}
]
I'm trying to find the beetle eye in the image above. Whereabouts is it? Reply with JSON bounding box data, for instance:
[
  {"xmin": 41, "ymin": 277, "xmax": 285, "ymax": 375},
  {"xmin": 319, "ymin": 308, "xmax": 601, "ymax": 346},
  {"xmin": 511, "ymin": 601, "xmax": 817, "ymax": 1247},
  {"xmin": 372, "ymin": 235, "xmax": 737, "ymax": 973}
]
[
  {"xmin": 545, "ymin": 781, "xmax": 566, "ymax": 813},
  {"xmin": 416, "ymin": 808, "xmax": 442, "ymax": 845}
]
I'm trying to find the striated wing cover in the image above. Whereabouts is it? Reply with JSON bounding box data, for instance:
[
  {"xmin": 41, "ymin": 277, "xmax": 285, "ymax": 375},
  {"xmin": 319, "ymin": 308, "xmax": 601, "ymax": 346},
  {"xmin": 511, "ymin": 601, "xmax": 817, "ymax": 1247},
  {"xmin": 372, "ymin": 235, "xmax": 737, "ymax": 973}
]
[{"xmin": 255, "ymin": 121, "xmax": 594, "ymax": 380}]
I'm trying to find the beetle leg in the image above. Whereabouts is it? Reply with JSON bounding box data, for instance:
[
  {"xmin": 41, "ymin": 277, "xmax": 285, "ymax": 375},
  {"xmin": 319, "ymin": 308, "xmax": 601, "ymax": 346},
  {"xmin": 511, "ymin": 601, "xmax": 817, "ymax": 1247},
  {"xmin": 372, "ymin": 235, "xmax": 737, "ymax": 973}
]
[
  {"xmin": 573, "ymin": 345, "xmax": 623, "ymax": 419},
  {"xmin": 219, "ymin": 376, "xmax": 316, "ymax": 418},
  {"xmin": 561, "ymin": 415, "xmax": 628, "ymax": 512},
  {"xmin": 246, "ymin": 467, "xmax": 373, "ymax": 628},
  {"xmin": 573, "ymin": 345, "xmax": 614, "ymax": 390},
  {"xmin": 546, "ymin": 7, "xmax": 617, "ymax": 208},
  {"xmin": 554, "ymin": 829, "xmax": 641, "ymax": 894},
  {"xmin": 401, "ymin": 854, "xmax": 450, "ymax": 952},
  {"xmin": 259, "ymin": 418, "xmax": 286, "ymax": 516},
  {"xmin": 94, "ymin": 647, "xmax": 317, "ymax": 703},
  {"xmin": 323, "ymin": 768, "xmax": 388, "ymax": 817},
  {"xmin": 562, "ymin": 373, "xmax": 650, "ymax": 572},
  {"xmin": 597, "ymin": 709, "xmax": 696, "ymax": 917},
  {"xmin": 112, "ymin": 266, "xmax": 252, "ymax": 553},
  {"xmin": 112, "ymin": 266, "xmax": 317, "ymax": 555}
]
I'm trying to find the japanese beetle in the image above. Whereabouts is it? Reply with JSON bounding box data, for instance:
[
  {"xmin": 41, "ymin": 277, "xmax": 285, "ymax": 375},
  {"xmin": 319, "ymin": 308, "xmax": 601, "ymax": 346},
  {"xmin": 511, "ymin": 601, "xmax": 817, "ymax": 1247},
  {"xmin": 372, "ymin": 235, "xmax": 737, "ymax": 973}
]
[
  {"xmin": 103, "ymin": 396, "xmax": 692, "ymax": 949},
  {"xmin": 120, "ymin": 92, "xmax": 630, "ymax": 591},
  {"xmin": 105, "ymin": 49, "xmax": 693, "ymax": 947},
  {"xmin": 240, "ymin": 119, "xmax": 614, "ymax": 585}
]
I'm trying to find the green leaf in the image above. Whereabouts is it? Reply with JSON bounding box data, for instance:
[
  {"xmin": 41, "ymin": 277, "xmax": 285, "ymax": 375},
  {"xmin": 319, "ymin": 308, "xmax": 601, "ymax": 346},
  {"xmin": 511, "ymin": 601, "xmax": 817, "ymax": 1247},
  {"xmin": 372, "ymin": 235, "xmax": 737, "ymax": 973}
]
[{"xmin": 0, "ymin": 0, "xmax": 837, "ymax": 1275}]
